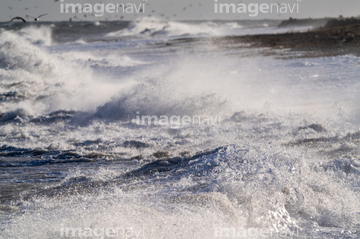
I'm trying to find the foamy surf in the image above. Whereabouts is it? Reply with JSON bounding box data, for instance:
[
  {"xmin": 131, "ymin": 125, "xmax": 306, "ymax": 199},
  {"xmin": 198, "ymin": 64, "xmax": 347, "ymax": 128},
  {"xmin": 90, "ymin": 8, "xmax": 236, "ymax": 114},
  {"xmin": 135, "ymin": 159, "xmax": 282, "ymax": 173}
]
[{"xmin": 1, "ymin": 18, "xmax": 360, "ymax": 239}]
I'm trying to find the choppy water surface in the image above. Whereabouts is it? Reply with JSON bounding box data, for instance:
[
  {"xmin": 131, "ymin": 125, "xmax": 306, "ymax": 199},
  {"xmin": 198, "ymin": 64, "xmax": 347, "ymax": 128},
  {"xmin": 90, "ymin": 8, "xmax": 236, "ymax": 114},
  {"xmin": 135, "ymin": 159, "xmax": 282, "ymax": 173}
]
[{"xmin": 0, "ymin": 18, "xmax": 360, "ymax": 238}]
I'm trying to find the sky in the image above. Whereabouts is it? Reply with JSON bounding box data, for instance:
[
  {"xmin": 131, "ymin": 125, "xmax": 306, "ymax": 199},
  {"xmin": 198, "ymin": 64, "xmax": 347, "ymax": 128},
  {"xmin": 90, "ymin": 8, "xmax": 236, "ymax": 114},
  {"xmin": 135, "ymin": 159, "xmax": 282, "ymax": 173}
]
[{"xmin": 1, "ymin": 0, "xmax": 360, "ymax": 22}]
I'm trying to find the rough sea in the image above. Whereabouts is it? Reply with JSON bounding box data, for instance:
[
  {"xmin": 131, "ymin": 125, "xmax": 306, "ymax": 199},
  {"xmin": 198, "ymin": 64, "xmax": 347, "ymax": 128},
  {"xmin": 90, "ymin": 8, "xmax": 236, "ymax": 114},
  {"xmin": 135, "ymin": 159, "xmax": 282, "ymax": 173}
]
[{"xmin": 0, "ymin": 18, "xmax": 360, "ymax": 238}]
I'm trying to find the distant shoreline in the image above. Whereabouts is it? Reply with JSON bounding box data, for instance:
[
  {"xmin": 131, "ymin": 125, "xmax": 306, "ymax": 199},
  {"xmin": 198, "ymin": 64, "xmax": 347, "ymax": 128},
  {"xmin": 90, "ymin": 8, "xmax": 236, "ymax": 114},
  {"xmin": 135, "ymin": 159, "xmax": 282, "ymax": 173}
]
[
  {"xmin": 205, "ymin": 17, "xmax": 360, "ymax": 58},
  {"xmin": 3, "ymin": 16, "xmax": 360, "ymax": 58}
]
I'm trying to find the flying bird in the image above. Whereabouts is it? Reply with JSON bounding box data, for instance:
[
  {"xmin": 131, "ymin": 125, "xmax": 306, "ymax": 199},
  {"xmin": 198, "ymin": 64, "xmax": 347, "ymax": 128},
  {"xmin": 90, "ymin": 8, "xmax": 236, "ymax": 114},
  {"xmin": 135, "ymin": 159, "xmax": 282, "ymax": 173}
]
[
  {"xmin": 26, "ymin": 13, "xmax": 48, "ymax": 21},
  {"xmin": 10, "ymin": 16, "xmax": 26, "ymax": 22}
]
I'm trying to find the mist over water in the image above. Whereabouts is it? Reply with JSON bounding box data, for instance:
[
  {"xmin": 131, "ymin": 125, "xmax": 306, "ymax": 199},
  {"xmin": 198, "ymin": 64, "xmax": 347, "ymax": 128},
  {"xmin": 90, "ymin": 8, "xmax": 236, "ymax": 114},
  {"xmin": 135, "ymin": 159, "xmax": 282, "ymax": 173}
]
[{"xmin": 1, "ymin": 18, "xmax": 360, "ymax": 238}]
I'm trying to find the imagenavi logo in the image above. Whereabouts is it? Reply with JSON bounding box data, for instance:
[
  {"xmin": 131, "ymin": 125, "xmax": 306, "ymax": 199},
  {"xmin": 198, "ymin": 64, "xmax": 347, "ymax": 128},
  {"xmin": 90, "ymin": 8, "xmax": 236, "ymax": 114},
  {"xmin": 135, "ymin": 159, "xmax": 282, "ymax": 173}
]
[
  {"xmin": 214, "ymin": 0, "xmax": 301, "ymax": 17},
  {"xmin": 60, "ymin": 0, "xmax": 147, "ymax": 17}
]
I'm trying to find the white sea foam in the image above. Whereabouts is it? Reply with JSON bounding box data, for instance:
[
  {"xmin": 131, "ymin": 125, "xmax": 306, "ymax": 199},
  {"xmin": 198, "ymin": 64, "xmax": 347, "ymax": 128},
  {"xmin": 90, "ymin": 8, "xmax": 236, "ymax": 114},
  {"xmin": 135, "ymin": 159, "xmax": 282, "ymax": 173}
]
[
  {"xmin": 1, "ymin": 20, "xmax": 360, "ymax": 239},
  {"xmin": 0, "ymin": 30, "xmax": 138, "ymax": 116}
]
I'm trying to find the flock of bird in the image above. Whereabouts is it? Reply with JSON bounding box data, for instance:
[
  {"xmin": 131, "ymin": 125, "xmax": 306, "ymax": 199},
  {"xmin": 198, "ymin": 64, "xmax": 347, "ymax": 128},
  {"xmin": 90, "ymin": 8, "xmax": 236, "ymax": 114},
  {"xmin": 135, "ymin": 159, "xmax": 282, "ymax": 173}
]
[{"xmin": 8, "ymin": 1, "xmax": 205, "ymax": 23}]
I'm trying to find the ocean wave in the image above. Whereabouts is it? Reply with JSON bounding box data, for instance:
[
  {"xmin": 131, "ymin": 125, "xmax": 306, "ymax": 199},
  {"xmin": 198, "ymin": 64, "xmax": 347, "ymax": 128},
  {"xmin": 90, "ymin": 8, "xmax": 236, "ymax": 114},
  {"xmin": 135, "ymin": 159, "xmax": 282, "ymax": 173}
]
[
  {"xmin": 105, "ymin": 17, "xmax": 251, "ymax": 39},
  {"xmin": 0, "ymin": 30, "xmax": 137, "ymax": 119}
]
